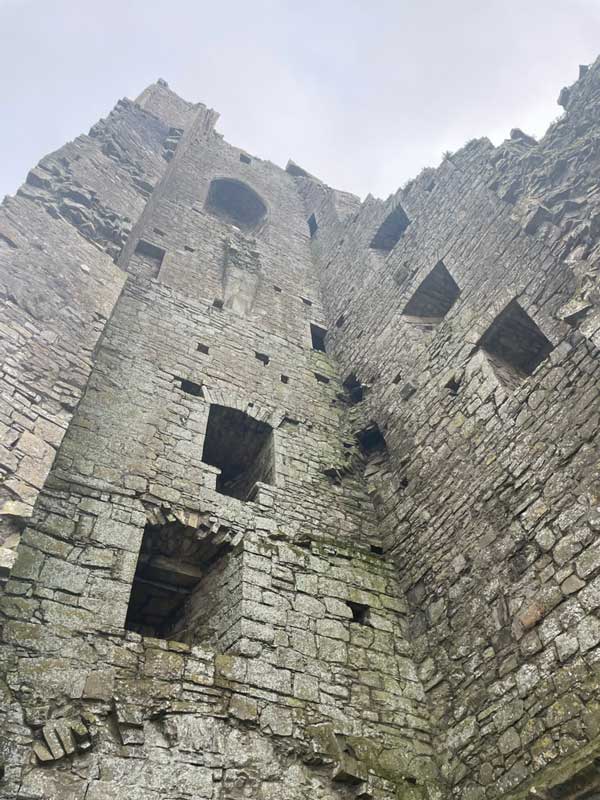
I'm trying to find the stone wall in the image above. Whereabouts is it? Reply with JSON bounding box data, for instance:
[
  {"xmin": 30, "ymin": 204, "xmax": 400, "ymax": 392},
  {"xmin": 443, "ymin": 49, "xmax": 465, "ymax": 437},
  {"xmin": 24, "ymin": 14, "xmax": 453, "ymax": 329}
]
[{"xmin": 3, "ymin": 58, "xmax": 600, "ymax": 800}]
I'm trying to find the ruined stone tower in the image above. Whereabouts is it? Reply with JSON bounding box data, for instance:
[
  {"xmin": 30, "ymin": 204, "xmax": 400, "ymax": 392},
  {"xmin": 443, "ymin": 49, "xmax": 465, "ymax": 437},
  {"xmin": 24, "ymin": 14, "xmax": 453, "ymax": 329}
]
[{"xmin": 2, "ymin": 60, "xmax": 600, "ymax": 800}]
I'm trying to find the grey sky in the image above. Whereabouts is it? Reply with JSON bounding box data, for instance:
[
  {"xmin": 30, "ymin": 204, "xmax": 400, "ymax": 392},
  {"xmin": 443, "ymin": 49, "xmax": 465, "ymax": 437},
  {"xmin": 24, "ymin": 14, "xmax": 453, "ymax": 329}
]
[{"xmin": 2, "ymin": 0, "xmax": 600, "ymax": 201}]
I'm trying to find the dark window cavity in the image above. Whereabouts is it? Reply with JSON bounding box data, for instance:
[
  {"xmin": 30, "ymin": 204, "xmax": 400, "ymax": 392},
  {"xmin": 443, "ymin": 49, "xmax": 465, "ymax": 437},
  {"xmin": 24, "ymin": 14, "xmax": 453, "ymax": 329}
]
[
  {"xmin": 177, "ymin": 377, "xmax": 204, "ymax": 397},
  {"xmin": 197, "ymin": 343, "xmax": 210, "ymax": 355},
  {"xmin": 369, "ymin": 205, "xmax": 410, "ymax": 252},
  {"xmin": 206, "ymin": 178, "xmax": 267, "ymax": 230},
  {"xmin": 202, "ymin": 405, "xmax": 274, "ymax": 501},
  {"xmin": 310, "ymin": 323, "xmax": 327, "ymax": 352},
  {"xmin": 336, "ymin": 314, "xmax": 346, "ymax": 328},
  {"xmin": 343, "ymin": 372, "xmax": 364, "ymax": 404},
  {"xmin": 302, "ymin": 297, "xmax": 313, "ymax": 307},
  {"xmin": 280, "ymin": 374, "xmax": 289, "ymax": 384},
  {"xmin": 347, "ymin": 600, "xmax": 370, "ymax": 625},
  {"xmin": 255, "ymin": 352, "xmax": 270, "ymax": 366},
  {"xmin": 124, "ymin": 517, "xmax": 232, "ymax": 643},
  {"xmin": 213, "ymin": 298, "xmax": 224, "ymax": 309},
  {"xmin": 239, "ymin": 153, "xmax": 251, "ymax": 164},
  {"xmin": 315, "ymin": 373, "xmax": 330, "ymax": 384},
  {"xmin": 308, "ymin": 214, "xmax": 318, "ymax": 237},
  {"xmin": 356, "ymin": 423, "xmax": 387, "ymax": 456},
  {"xmin": 134, "ymin": 239, "xmax": 166, "ymax": 266},
  {"xmin": 402, "ymin": 261, "xmax": 460, "ymax": 324},
  {"xmin": 478, "ymin": 300, "xmax": 554, "ymax": 389}
]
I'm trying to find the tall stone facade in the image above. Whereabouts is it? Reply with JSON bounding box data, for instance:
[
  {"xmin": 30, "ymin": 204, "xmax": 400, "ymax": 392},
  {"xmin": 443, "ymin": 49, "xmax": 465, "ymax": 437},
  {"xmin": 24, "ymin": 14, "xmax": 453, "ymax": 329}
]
[{"xmin": 1, "ymin": 59, "xmax": 600, "ymax": 800}]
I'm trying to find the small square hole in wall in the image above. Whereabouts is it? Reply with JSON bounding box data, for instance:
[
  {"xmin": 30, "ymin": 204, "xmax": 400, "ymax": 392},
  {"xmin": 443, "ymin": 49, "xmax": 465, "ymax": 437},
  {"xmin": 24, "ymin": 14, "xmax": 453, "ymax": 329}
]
[
  {"xmin": 370, "ymin": 544, "xmax": 384, "ymax": 556},
  {"xmin": 273, "ymin": 285, "xmax": 282, "ymax": 293},
  {"xmin": 197, "ymin": 343, "xmax": 210, "ymax": 355},
  {"xmin": 308, "ymin": 214, "xmax": 318, "ymax": 237},
  {"xmin": 176, "ymin": 377, "xmax": 204, "ymax": 397},
  {"xmin": 153, "ymin": 227, "xmax": 166, "ymax": 237},
  {"xmin": 184, "ymin": 245, "xmax": 195, "ymax": 253},
  {"xmin": 302, "ymin": 297, "xmax": 313, "ymax": 307},
  {"xmin": 310, "ymin": 323, "xmax": 327, "ymax": 352},
  {"xmin": 392, "ymin": 371, "xmax": 403, "ymax": 385},
  {"xmin": 239, "ymin": 153, "xmax": 251, "ymax": 164},
  {"xmin": 315, "ymin": 373, "xmax": 330, "ymax": 384},
  {"xmin": 255, "ymin": 352, "xmax": 270, "ymax": 366},
  {"xmin": 445, "ymin": 375, "xmax": 461, "ymax": 395},
  {"xmin": 347, "ymin": 600, "xmax": 370, "ymax": 625},
  {"xmin": 280, "ymin": 374, "xmax": 289, "ymax": 384},
  {"xmin": 213, "ymin": 298, "xmax": 224, "ymax": 309}
]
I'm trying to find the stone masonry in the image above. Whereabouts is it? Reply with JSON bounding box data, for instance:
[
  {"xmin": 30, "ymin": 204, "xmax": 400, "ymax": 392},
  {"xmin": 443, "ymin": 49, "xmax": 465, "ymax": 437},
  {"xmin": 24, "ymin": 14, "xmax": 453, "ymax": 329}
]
[{"xmin": 1, "ymin": 60, "xmax": 600, "ymax": 799}]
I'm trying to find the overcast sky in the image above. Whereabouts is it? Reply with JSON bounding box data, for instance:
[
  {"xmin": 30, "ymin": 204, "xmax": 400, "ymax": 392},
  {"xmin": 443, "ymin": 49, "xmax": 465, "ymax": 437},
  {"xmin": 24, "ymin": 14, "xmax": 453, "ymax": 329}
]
[{"xmin": 2, "ymin": 0, "xmax": 600, "ymax": 201}]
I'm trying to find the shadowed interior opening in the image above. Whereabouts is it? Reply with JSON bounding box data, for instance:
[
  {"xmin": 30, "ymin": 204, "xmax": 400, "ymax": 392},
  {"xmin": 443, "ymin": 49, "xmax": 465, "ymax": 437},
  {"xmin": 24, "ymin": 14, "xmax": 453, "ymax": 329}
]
[
  {"xmin": 402, "ymin": 260, "xmax": 460, "ymax": 323},
  {"xmin": 478, "ymin": 299, "xmax": 554, "ymax": 389},
  {"xmin": 202, "ymin": 404, "xmax": 274, "ymax": 501},
  {"xmin": 124, "ymin": 518, "xmax": 231, "ymax": 642},
  {"xmin": 206, "ymin": 178, "xmax": 267, "ymax": 229},
  {"xmin": 370, "ymin": 205, "xmax": 411, "ymax": 251}
]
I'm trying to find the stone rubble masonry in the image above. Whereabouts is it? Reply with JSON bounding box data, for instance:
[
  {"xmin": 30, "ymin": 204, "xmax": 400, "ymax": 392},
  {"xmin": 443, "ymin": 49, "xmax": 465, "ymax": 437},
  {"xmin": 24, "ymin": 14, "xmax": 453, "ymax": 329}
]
[{"xmin": 1, "ymin": 58, "xmax": 600, "ymax": 800}]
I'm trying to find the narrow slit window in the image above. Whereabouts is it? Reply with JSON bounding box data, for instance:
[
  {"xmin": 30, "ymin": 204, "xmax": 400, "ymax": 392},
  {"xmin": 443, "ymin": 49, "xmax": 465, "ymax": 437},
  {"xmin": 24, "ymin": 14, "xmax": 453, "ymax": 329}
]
[
  {"xmin": 308, "ymin": 214, "xmax": 318, "ymax": 237},
  {"xmin": 370, "ymin": 205, "xmax": 410, "ymax": 252},
  {"xmin": 202, "ymin": 405, "xmax": 274, "ymax": 501},
  {"xmin": 478, "ymin": 300, "xmax": 554, "ymax": 389},
  {"xmin": 336, "ymin": 315, "xmax": 346, "ymax": 328},
  {"xmin": 402, "ymin": 261, "xmax": 460, "ymax": 325},
  {"xmin": 310, "ymin": 323, "xmax": 327, "ymax": 352}
]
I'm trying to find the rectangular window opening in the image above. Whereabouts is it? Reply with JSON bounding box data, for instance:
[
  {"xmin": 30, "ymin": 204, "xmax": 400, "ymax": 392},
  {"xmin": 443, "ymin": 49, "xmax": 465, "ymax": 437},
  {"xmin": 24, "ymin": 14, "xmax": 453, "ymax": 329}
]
[
  {"xmin": 240, "ymin": 153, "xmax": 251, "ymax": 164},
  {"xmin": 202, "ymin": 404, "xmax": 274, "ymax": 501},
  {"xmin": 343, "ymin": 372, "xmax": 364, "ymax": 404},
  {"xmin": 197, "ymin": 343, "xmax": 210, "ymax": 355},
  {"xmin": 402, "ymin": 260, "xmax": 460, "ymax": 324},
  {"xmin": 124, "ymin": 518, "xmax": 232, "ymax": 643},
  {"xmin": 213, "ymin": 298, "xmax": 224, "ymax": 310},
  {"xmin": 176, "ymin": 377, "xmax": 204, "ymax": 397},
  {"xmin": 134, "ymin": 239, "xmax": 165, "ymax": 266},
  {"xmin": 478, "ymin": 299, "xmax": 554, "ymax": 389},
  {"xmin": 356, "ymin": 423, "xmax": 387, "ymax": 456},
  {"xmin": 310, "ymin": 323, "xmax": 327, "ymax": 352},
  {"xmin": 308, "ymin": 214, "xmax": 318, "ymax": 237},
  {"xmin": 315, "ymin": 372, "xmax": 330, "ymax": 384},
  {"xmin": 280, "ymin": 374, "xmax": 289, "ymax": 384},
  {"xmin": 302, "ymin": 297, "xmax": 313, "ymax": 307}
]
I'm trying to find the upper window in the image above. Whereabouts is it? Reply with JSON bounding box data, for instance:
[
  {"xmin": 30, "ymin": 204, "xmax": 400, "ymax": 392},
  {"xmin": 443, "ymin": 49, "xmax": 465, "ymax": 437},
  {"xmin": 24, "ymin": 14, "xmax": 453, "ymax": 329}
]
[
  {"xmin": 478, "ymin": 300, "xmax": 554, "ymax": 389},
  {"xmin": 206, "ymin": 178, "xmax": 267, "ymax": 230},
  {"xmin": 402, "ymin": 261, "xmax": 460, "ymax": 325},
  {"xmin": 202, "ymin": 405, "xmax": 274, "ymax": 501},
  {"xmin": 370, "ymin": 205, "xmax": 411, "ymax": 252}
]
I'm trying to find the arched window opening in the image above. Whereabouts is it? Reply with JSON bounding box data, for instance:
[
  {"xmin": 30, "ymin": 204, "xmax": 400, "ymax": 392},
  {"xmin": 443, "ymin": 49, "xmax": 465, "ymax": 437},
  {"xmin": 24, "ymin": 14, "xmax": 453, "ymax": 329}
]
[{"xmin": 205, "ymin": 178, "xmax": 267, "ymax": 230}]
